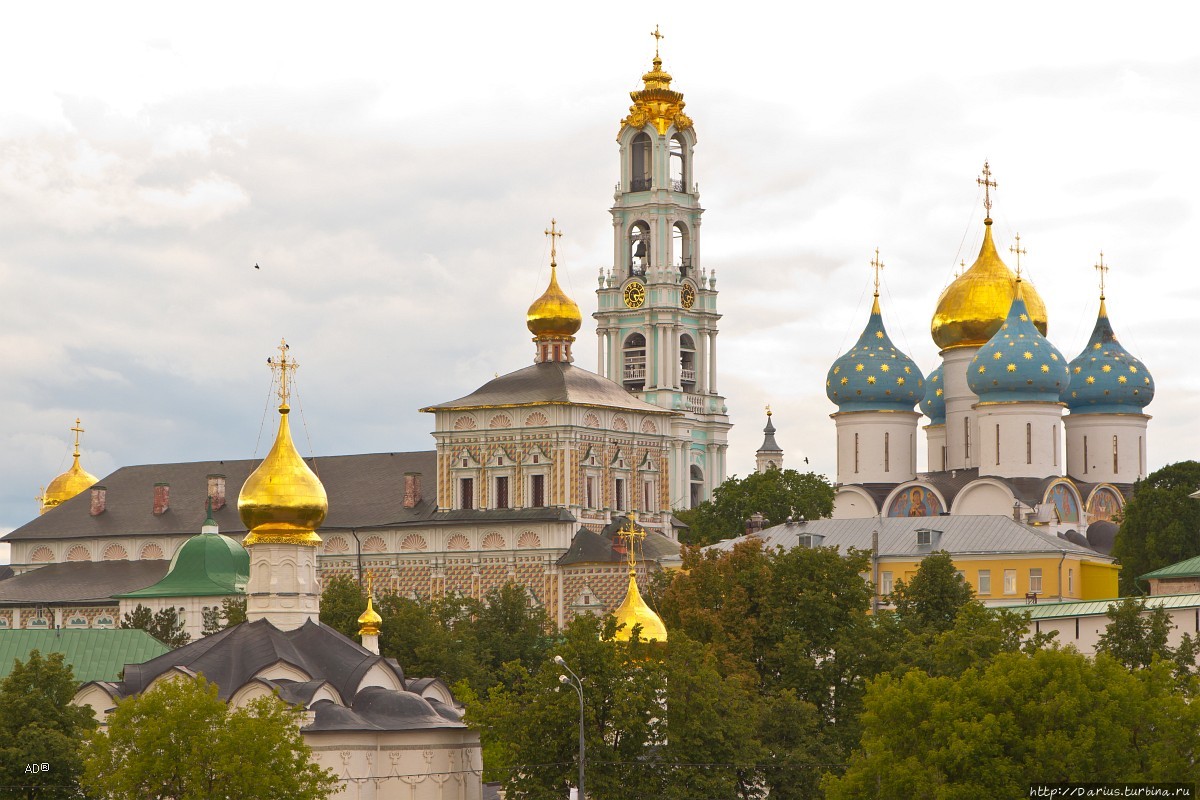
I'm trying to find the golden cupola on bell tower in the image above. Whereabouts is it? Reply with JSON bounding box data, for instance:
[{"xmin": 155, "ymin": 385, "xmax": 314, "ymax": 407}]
[
  {"xmin": 238, "ymin": 339, "xmax": 328, "ymax": 630},
  {"xmin": 39, "ymin": 418, "xmax": 98, "ymax": 515}
]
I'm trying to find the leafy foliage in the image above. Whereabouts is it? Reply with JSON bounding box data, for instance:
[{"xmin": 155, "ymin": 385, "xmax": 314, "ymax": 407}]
[
  {"xmin": 82, "ymin": 673, "xmax": 336, "ymax": 800},
  {"xmin": 120, "ymin": 603, "xmax": 190, "ymax": 648},
  {"xmin": 316, "ymin": 573, "xmax": 365, "ymax": 639},
  {"xmin": 0, "ymin": 650, "xmax": 96, "ymax": 799},
  {"xmin": 199, "ymin": 597, "xmax": 246, "ymax": 638},
  {"xmin": 1112, "ymin": 460, "xmax": 1200, "ymax": 593},
  {"xmin": 675, "ymin": 469, "xmax": 834, "ymax": 545},
  {"xmin": 1096, "ymin": 596, "xmax": 1199, "ymax": 679},
  {"xmin": 890, "ymin": 550, "xmax": 974, "ymax": 634}
]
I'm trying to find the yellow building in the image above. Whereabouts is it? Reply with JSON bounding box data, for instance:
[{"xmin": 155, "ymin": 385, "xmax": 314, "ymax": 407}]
[{"xmin": 706, "ymin": 515, "xmax": 1118, "ymax": 606}]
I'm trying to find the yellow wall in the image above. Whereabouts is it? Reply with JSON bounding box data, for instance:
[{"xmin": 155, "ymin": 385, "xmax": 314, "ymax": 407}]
[{"xmin": 875, "ymin": 553, "xmax": 1116, "ymax": 605}]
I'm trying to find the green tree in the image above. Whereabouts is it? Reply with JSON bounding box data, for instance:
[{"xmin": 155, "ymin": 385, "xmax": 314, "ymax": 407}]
[
  {"xmin": 675, "ymin": 469, "xmax": 834, "ymax": 545},
  {"xmin": 0, "ymin": 650, "xmax": 96, "ymax": 800},
  {"xmin": 890, "ymin": 551, "xmax": 975, "ymax": 634},
  {"xmin": 1095, "ymin": 596, "xmax": 1199, "ymax": 681},
  {"xmin": 318, "ymin": 573, "xmax": 366, "ymax": 638},
  {"xmin": 823, "ymin": 649, "xmax": 1200, "ymax": 799},
  {"xmin": 199, "ymin": 597, "xmax": 245, "ymax": 638},
  {"xmin": 1112, "ymin": 460, "xmax": 1200, "ymax": 593},
  {"xmin": 120, "ymin": 603, "xmax": 190, "ymax": 648},
  {"xmin": 82, "ymin": 673, "xmax": 336, "ymax": 800},
  {"xmin": 472, "ymin": 582, "xmax": 551, "ymax": 676}
]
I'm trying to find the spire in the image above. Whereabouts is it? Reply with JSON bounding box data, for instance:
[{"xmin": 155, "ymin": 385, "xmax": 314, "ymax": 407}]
[
  {"xmin": 756, "ymin": 406, "xmax": 784, "ymax": 472},
  {"xmin": 526, "ymin": 220, "xmax": 582, "ymax": 363},
  {"xmin": 620, "ymin": 27, "xmax": 692, "ymax": 136},
  {"xmin": 202, "ymin": 497, "xmax": 218, "ymax": 535},
  {"xmin": 610, "ymin": 513, "xmax": 667, "ymax": 642}
]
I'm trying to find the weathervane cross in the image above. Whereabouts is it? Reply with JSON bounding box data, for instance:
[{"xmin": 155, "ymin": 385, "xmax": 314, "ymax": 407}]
[
  {"xmin": 545, "ymin": 219, "xmax": 562, "ymax": 269},
  {"xmin": 70, "ymin": 418, "xmax": 84, "ymax": 456},
  {"xmin": 870, "ymin": 248, "xmax": 885, "ymax": 297},
  {"xmin": 1009, "ymin": 233, "xmax": 1027, "ymax": 278},
  {"xmin": 977, "ymin": 160, "xmax": 997, "ymax": 217},
  {"xmin": 267, "ymin": 338, "xmax": 297, "ymax": 406},
  {"xmin": 651, "ymin": 25, "xmax": 664, "ymax": 58},
  {"xmin": 1095, "ymin": 251, "xmax": 1109, "ymax": 299}
]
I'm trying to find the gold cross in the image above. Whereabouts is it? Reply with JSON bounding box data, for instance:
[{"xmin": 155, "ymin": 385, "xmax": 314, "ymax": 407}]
[
  {"xmin": 544, "ymin": 219, "xmax": 563, "ymax": 269},
  {"xmin": 70, "ymin": 418, "xmax": 84, "ymax": 457},
  {"xmin": 267, "ymin": 338, "xmax": 297, "ymax": 406},
  {"xmin": 617, "ymin": 511, "xmax": 647, "ymax": 571},
  {"xmin": 1095, "ymin": 251, "xmax": 1109, "ymax": 299},
  {"xmin": 977, "ymin": 160, "xmax": 997, "ymax": 217},
  {"xmin": 1009, "ymin": 233, "xmax": 1027, "ymax": 279},
  {"xmin": 870, "ymin": 248, "xmax": 884, "ymax": 297},
  {"xmin": 651, "ymin": 25, "xmax": 664, "ymax": 58}
]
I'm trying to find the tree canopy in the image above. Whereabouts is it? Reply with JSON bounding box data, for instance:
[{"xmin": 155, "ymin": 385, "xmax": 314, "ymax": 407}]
[
  {"xmin": 82, "ymin": 673, "xmax": 336, "ymax": 800},
  {"xmin": 0, "ymin": 650, "xmax": 96, "ymax": 800},
  {"xmin": 1112, "ymin": 460, "xmax": 1200, "ymax": 593},
  {"xmin": 675, "ymin": 468, "xmax": 834, "ymax": 545},
  {"xmin": 120, "ymin": 603, "xmax": 190, "ymax": 648},
  {"xmin": 890, "ymin": 550, "xmax": 974, "ymax": 634}
]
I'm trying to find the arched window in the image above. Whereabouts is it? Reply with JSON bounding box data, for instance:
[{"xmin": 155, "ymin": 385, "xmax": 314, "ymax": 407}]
[
  {"xmin": 1026, "ymin": 423, "xmax": 1033, "ymax": 464},
  {"xmin": 689, "ymin": 464, "xmax": 704, "ymax": 509},
  {"xmin": 672, "ymin": 221, "xmax": 692, "ymax": 276},
  {"xmin": 622, "ymin": 333, "xmax": 647, "ymax": 391},
  {"xmin": 630, "ymin": 132, "xmax": 652, "ymax": 191},
  {"xmin": 629, "ymin": 221, "xmax": 650, "ymax": 276},
  {"xmin": 669, "ymin": 134, "xmax": 687, "ymax": 191},
  {"xmin": 679, "ymin": 334, "xmax": 696, "ymax": 389}
]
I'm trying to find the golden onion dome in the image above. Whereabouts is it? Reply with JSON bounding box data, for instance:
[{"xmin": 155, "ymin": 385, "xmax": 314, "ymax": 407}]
[
  {"xmin": 612, "ymin": 570, "xmax": 668, "ymax": 643},
  {"xmin": 357, "ymin": 595, "xmax": 382, "ymax": 637},
  {"xmin": 931, "ymin": 219, "xmax": 1048, "ymax": 350},
  {"xmin": 40, "ymin": 419, "xmax": 98, "ymax": 515},
  {"xmin": 526, "ymin": 263, "xmax": 582, "ymax": 339},
  {"xmin": 238, "ymin": 403, "xmax": 328, "ymax": 546}
]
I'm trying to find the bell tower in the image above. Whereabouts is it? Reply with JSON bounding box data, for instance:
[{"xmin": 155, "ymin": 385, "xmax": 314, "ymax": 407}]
[{"xmin": 593, "ymin": 29, "xmax": 730, "ymax": 509}]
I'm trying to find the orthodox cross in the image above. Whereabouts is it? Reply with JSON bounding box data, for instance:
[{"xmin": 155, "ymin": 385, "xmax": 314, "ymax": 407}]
[
  {"xmin": 1095, "ymin": 251, "xmax": 1109, "ymax": 299},
  {"xmin": 545, "ymin": 219, "xmax": 562, "ymax": 270},
  {"xmin": 1009, "ymin": 233, "xmax": 1027, "ymax": 279},
  {"xmin": 870, "ymin": 248, "xmax": 884, "ymax": 297},
  {"xmin": 266, "ymin": 338, "xmax": 297, "ymax": 406},
  {"xmin": 977, "ymin": 161, "xmax": 997, "ymax": 217},
  {"xmin": 652, "ymin": 25, "xmax": 664, "ymax": 58},
  {"xmin": 70, "ymin": 418, "xmax": 84, "ymax": 457},
  {"xmin": 617, "ymin": 512, "xmax": 647, "ymax": 572}
]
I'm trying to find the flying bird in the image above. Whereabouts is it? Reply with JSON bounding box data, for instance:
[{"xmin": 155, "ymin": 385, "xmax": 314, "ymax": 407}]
[{"xmin": 254, "ymin": 263, "xmax": 260, "ymax": 269}]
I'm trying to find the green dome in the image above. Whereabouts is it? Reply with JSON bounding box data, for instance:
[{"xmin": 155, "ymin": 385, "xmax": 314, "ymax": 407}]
[{"xmin": 118, "ymin": 531, "xmax": 249, "ymax": 599}]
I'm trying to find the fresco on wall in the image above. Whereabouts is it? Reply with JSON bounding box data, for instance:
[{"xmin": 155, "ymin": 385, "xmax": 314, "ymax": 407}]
[
  {"xmin": 887, "ymin": 485, "xmax": 944, "ymax": 517},
  {"xmin": 1045, "ymin": 483, "xmax": 1081, "ymax": 524},
  {"xmin": 1087, "ymin": 486, "xmax": 1123, "ymax": 523}
]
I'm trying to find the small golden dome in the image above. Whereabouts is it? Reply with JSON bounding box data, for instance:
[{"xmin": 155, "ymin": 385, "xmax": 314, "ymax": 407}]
[
  {"xmin": 40, "ymin": 419, "xmax": 98, "ymax": 515},
  {"xmin": 527, "ymin": 224, "xmax": 582, "ymax": 340},
  {"xmin": 612, "ymin": 570, "xmax": 667, "ymax": 642},
  {"xmin": 238, "ymin": 404, "xmax": 328, "ymax": 546},
  {"xmin": 931, "ymin": 220, "xmax": 1048, "ymax": 350},
  {"xmin": 357, "ymin": 595, "xmax": 382, "ymax": 637}
]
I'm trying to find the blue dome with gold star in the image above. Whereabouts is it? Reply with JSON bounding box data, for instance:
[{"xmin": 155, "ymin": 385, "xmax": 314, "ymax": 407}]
[
  {"xmin": 967, "ymin": 287, "xmax": 1069, "ymax": 403},
  {"xmin": 920, "ymin": 365, "xmax": 946, "ymax": 424},
  {"xmin": 1063, "ymin": 298, "xmax": 1154, "ymax": 413},
  {"xmin": 827, "ymin": 296, "xmax": 924, "ymax": 412}
]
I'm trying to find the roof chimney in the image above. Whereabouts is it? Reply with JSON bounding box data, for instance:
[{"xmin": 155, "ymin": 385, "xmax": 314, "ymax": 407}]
[
  {"xmin": 90, "ymin": 486, "xmax": 107, "ymax": 516},
  {"xmin": 207, "ymin": 474, "xmax": 226, "ymax": 511},
  {"xmin": 745, "ymin": 511, "xmax": 766, "ymax": 537},
  {"xmin": 403, "ymin": 472, "xmax": 422, "ymax": 509},
  {"xmin": 153, "ymin": 483, "xmax": 170, "ymax": 515}
]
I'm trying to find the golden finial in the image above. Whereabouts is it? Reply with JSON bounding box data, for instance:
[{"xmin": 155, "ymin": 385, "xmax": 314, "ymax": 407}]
[
  {"xmin": 357, "ymin": 572, "xmax": 382, "ymax": 637},
  {"xmin": 870, "ymin": 248, "xmax": 884, "ymax": 298},
  {"xmin": 977, "ymin": 161, "xmax": 997, "ymax": 221},
  {"xmin": 651, "ymin": 24, "xmax": 664, "ymax": 58},
  {"xmin": 765, "ymin": 404, "xmax": 772, "ymax": 417},
  {"xmin": 70, "ymin": 418, "xmax": 84, "ymax": 458},
  {"xmin": 266, "ymin": 338, "xmax": 297, "ymax": 407},
  {"xmin": 1009, "ymin": 233, "xmax": 1027, "ymax": 280},
  {"xmin": 1095, "ymin": 251, "xmax": 1109, "ymax": 300},
  {"xmin": 544, "ymin": 219, "xmax": 562, "ymax": 271}
]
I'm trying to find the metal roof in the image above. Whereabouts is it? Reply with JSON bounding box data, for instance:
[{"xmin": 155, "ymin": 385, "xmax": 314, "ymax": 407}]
[
  {"xmin": 705, "ymin": 515, "xmax": 1111, "ymax": 560},
  {"xmin": 0, "ymin": 560, "xmax": 169, "ymax": 605},
  {"xmin": 1022, "ymin": 593, "xmax": 1200, "ymax": 620},
  {"xmin": 0, "ymin": 629, "xmax": 169, "ymax": 683},
  {"xmin": 1139, "ymin": 555, "xmax": 1200, "ymax": 581}
]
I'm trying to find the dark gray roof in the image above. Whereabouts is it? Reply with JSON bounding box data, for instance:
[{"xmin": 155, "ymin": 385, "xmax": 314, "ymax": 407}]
[
  {"xmin": 757, "ymin": 415, "xmax": 781, "ymax": 453},
  {"xmin": 558, "ymin": 517, "xmax": 682, "ymax": 566},
  {"xmin": 0, "ymin": 560, "xmax": 168, "ymax": 605},
  {"xmin": 420, "ymin": 361, "xmax": 676, "ymax": 415},
  {"xmin": 118, "ymin": 619, "xmax": 406, "ymax": 706},
  {"xmin": 1087, "ymin": 520, "xmax": 1119, "ymax": 555},
  {"xmin": 706, "ymin": 515, "xmax": 1112, "ymax": 560},
  {"xmin": 3, "ymin": 451, "xmax": 437, "ymax": 543}
]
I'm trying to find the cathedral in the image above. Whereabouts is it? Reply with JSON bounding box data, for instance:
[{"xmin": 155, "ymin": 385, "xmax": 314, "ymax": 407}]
[
  {"xmin": 0, "ymin": 44, "xmax": 725, "ymax": 631},
  {"xmin": 826, "ymin": 165, "xmax": 1154, "ymax": 547}
]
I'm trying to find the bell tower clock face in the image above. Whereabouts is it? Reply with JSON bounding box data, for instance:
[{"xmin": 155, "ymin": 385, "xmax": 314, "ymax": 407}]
[
  {"xmin": 681, "ymin": 283, "xmax": 696, "ymax": 309},
  {"xmin": 623, "ymin": 281, "xmax": 646, "ymax": 309}
]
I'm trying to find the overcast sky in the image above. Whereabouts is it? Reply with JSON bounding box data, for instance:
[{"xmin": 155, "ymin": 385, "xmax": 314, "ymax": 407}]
[{"xmin": 1, "ymin": 2, "xmax": 1196, "ymax": 546}]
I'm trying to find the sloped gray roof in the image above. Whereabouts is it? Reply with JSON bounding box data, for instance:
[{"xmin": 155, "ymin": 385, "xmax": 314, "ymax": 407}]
[
  {"xmin": 420, "ymin": 361, "xmax": 675, "ymax": 415},
  {"xmin": 0, "ymin": 560, "xmax": 168, "ymax": 605},
  {"xmin": 3, "ymin": 451, "xmax": 437, "ymax": 543},
  {"xmin": 558, "ymin": 516, "xmax": 682, "ymax": 566},
  {"xmin": 705, "ymin": 515, "xmax": 1112, "ymax": 560}
]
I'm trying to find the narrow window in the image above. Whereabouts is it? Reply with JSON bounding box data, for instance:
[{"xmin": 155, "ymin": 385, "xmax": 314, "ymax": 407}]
[
  {"xmin": 977, "ymin": 570, "xmax": 991, "ymax": 595},
  {"xmin": 854, "ymin": 433, "xmax": 860, "ymax": 474},
  {"xmin": 1029, "ymin": 568, "xmax": 1042, "ymax": 594},
  {"xmin": 1053, "ymin": 425, "xmax": 1059, "ymax": 466},
  {"xmin": 1004, "ymin": 569, "xmax": 1016, "ymax": 594},
  {"xmin": 941, "ymin": 445, "xmax": 947, "ymax": 472},
  {"xmin": 1084, "ymin": 436, "xmax": 1089, "ymax": 474},
  {"xmin": 964, "ymin": 418, "xmax": 971, "ymax": 459},
  {"xmin": 531, "ymin": 474, "xmax": 546, "ymax": 508},
  {"xmin": 1139, "ymin": 436, "xmax": 1144, "ymax": 477},
  {"xmin": 494, "ymin": 476, "xmax": 509, "ymax": 509},
  {"xmin": 1113, "ymin": 435, "xmax": 1119, "ymax": 474},
  {"xmin": 1067, "ymin": 568, "xmax": 1074, "ymax": 595},
  {"xmin": 615, "ymin": 478, "xmax": 627, "ymax": 512},
  {"xmin": 995, "ymin": 424, "xmax": 1001, "ymax": 465},
  {"xmin": 884, "ymin": 432, "xmax": 890, "ymax": 473},
  {"xmin": 880, "ymin": 571, "xmax": 893, "ymax": 595},
  {"xmin": 459, "ymin": 477, "xmax": 474, "ymax": 510},
  {"xmin": 586, "ymin": 476, "xmax": 596, "ymax": 509},
  {"xmin": 643, "ymin": 480, "xmax": 654, "ymax": 511},
  {"xmin": 1026, "ymin": 422, "xmax": 1032, "ymax": 465}
]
